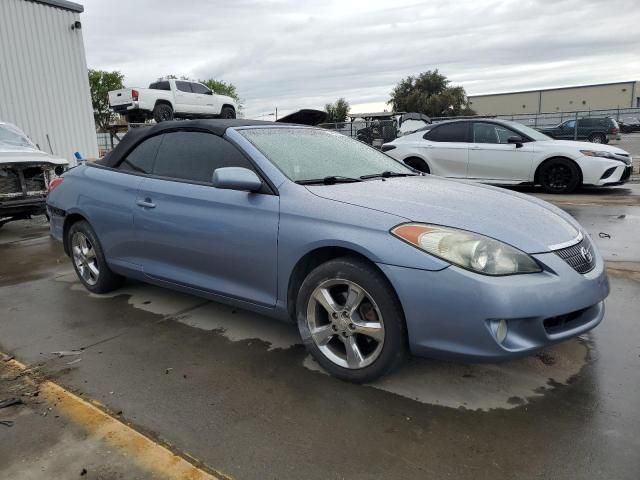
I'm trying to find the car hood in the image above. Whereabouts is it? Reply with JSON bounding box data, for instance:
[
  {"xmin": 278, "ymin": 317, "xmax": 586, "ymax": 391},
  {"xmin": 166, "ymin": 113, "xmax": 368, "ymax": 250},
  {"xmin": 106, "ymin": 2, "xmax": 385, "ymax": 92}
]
[
  {"xmin": 534, "ymin": 139, "xmax": 629, "ymax": 154},
  {"xmin": 0, "ymin": 149, "xmax": 68, "ymax": 166},
  {"xmin": 307, "ymin": 176, "xmax": 580, "ymax": 253}
]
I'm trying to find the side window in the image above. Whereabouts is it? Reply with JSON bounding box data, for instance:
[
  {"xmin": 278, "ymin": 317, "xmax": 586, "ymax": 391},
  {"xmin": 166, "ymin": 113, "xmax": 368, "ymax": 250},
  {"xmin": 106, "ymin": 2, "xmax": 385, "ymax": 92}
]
[
  {"xmin": 175, "ymin": 81, "xmax": 192, "ymax": 93},
  {"xmin": 472, "ymin": 123, "xmax": 497, "ymax": 143},
  {"xmin": 426, "ymin": 123, "xmax": 468, "ymax": 142},
  {"xmin": 152, "ymin": 131, "xmax": 255, "ymax": 184},
  {"xmin": 191, "ymin": 83, "xmax": 210, "ymax": 94},
  {"xmin": 564, "ymin": 120, "xmax": 576, "ymax": 129},
  {"xmin": 118, "ymin": 135, "xmax": 162, "ymax": 174},
  {"xmin": 149, "ymin": 81, "xmax": 170, "ymax": 91}
]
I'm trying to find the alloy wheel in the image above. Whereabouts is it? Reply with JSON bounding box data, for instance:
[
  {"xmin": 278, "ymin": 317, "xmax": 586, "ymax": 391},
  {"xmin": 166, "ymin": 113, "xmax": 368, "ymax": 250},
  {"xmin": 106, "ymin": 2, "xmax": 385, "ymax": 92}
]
[
  {"xmin": 71, "ymin": 232, "xmax": 99, "ymax": 286},
  {"xmin": 543, "ymin": 164, "xmax": 572, "ymax": 191},
  {"xmin": 306, "ymin": 279, "xmax": 385, "ymax": 369}
]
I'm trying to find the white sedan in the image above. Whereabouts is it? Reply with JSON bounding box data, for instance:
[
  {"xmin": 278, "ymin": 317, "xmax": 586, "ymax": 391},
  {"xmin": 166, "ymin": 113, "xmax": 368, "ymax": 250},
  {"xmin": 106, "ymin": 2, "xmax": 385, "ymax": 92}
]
[{"xmin": 382, "ymin": 119, "xmax": 633, "ymax": 193}]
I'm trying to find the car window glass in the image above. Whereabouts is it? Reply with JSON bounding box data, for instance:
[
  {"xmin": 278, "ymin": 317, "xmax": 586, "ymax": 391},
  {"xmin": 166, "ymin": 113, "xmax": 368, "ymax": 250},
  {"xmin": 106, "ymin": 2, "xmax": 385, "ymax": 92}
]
[
  {"xmin": 399, "ymin": 119, "xmax": 428, "ymax": 136},
  {"xmin": 564, "ymin": 120, "xmax": 576, "ymax": 129},
  {"xmin": 240, "ymin": 128, "xmax": 412, "ymax": 182},
  {"xmin": 118, "ymin": 135, "xmax": 162, "ymax": 174},
  {"xmin": 149, "ymin": 81, "xmax": 170, "ymax": 91},
  {"xmin": 176, "ymin": 81, "xmax": 192, "ymax": 93},
  {"xmin": 152, "ymin": 131, "xmax": 254, "ymax": 183},
  {"xmin": 190, "ymin": 83, "xmax": 210, "ymax": 94},
  {"xmin": 428, "ymin": 123, "xmax": 468, "ymax": 142},
  {"xmin": 472, "ymin": 123, "xmax": 497, "ymax": 143}
]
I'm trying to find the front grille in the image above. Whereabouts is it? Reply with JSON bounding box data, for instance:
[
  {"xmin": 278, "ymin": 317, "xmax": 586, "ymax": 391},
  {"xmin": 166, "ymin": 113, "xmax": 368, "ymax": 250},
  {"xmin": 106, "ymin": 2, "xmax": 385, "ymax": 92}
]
[
  {"xmin": 0, "ymin": 170, "xmax": 21, "ymax": 195},
  {"xmin": 553, "ymin": 236, "xmax": 596, "ymax": 274}
]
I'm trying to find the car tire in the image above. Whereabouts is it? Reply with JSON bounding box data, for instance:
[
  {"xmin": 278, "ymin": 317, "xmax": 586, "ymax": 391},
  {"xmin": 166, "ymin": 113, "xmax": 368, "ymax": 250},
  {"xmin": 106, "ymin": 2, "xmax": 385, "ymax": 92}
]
[
  {"xmin": 67, "ymin": 220, "xmax": 124, "ymax": 294},
  {"xmin": 538, "ymin": 158, "xmax": 581, "ymax": 194},
  {"xmin": 589, "ymin": 133, "xmax": 605, "ymax": 144},
  {"xmin": 153, "ymin": 103, "xmax": 174, "ymax": 123},
  {"xmin": 296, "ymin": 257, "xmax": 407, "ymax": 383},
  {"xmin": 220, "ymin": 106, "xmax": 236, "ymax": 119},
  {"xmin": 404, "ymin": 157, "xmax": 430, "ymax": 174}
]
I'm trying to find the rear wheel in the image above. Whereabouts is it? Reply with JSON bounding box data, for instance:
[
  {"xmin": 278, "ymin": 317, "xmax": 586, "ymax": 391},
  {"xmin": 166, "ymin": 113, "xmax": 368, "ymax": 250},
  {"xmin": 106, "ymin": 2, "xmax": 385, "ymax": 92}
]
[
  {"xmin": 153, "ymin": 103, "xmax": 174, "ymax": 123},
  {"xmin": 589, "ymin": 133, "xmax": 605, "ymax": 144},
  {"xmin": 296, "ymin": 257, "xmax": 407, "ymax": 383},
  {"xmin": 67, "ymin": 221, "xmax": 123, "ymax": 294},
  {"xmin": 538, "ymin": 158, "xmax": 581, "ymax": 194},
  {"xmin": 220, "ymin": 106, "xmax": 236, "ymax": 119},
  {"xmin": 403, "ymin": 157, "xmax": 430, "ymax": 174}
]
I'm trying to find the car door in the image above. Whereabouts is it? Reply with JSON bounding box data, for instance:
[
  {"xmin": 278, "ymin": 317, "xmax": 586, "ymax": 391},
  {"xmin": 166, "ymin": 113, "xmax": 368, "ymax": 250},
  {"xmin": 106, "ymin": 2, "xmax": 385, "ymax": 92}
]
[
  {"xmin": 467, "ymin": 122, "xmax": 535, "ymax": 182},
  {"xmin": 96, "ymin": 134, "xmax": 163, "ymax": 268},
  {"xmin": 421, "ymin": 122, "xmax": 470, "ymax": 177},
  {"xmin": 190, "ymin": 82, "xmax": 219, "ymax": 115},
  {"xmin": 173, "ymin": 80, "xmax": 197, "ymax": 114},
  {"xmin": 134, "ymin": 130, "xmax": 279, "ymax": 307}
]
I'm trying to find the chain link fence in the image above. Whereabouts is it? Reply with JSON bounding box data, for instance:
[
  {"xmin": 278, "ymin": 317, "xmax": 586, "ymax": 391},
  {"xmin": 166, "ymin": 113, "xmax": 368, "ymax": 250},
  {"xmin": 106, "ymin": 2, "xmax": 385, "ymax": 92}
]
[{"xmin": 432, "ymin": 107, "xmax": 640, "ymax": 129}]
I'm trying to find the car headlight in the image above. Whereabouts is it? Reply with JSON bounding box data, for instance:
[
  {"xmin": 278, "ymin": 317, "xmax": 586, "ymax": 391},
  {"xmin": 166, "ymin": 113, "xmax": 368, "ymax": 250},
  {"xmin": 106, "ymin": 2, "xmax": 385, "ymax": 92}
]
[
  {"xmin": 391, "ymin": 223, "xmax": 542, "ymax": 275},
  {"xmin": 580, "ymin": 150, "xmax": 617, "ymax": 160}
]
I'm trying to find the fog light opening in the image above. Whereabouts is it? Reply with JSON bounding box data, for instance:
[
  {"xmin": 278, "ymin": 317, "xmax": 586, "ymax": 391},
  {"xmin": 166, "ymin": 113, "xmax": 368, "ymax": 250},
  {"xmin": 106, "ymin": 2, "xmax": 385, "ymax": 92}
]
[{"xmin": 492, "ymin": 319, "xmax": 508, "ymax": 345}]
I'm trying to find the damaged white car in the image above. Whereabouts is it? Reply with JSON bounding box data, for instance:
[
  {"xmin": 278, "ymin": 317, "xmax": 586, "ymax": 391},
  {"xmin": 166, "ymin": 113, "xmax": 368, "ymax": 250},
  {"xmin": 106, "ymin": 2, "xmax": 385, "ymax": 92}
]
[{"xmin": 0, "ymin": 122, "xmax": 68, "ymax": 228}]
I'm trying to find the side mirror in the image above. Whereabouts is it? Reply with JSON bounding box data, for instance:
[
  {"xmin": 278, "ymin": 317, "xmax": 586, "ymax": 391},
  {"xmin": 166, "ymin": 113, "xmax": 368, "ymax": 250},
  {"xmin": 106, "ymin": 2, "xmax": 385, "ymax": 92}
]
[
  {"xmin": 507, "ymin": 136, "xmax": 524, "ymax": 148},
  {"xmin": 205, "ymin": 91, "xmax": 213, "ymax": 95},
  {"xmin": 212, "ymin": 167, "xmax": 262, "ymax": 192}
]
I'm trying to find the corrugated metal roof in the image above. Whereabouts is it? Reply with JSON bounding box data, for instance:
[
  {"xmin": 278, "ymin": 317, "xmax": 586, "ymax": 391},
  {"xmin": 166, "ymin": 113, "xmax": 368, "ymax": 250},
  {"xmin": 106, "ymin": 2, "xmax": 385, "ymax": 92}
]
[{"xmin": 24, "ymin": 0, "xmax": 84, "ymax": 13}]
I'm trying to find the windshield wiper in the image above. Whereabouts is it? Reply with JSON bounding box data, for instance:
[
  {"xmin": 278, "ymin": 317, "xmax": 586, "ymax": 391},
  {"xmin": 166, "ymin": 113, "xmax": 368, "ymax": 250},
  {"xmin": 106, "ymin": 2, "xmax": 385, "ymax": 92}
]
[
  {"xmin": 359, "ymin": 171, "xmax": 419, "ymax": 180},
  {"xmin": 296, "ymin": 176, "xmax": 363, "ymax": 185}
]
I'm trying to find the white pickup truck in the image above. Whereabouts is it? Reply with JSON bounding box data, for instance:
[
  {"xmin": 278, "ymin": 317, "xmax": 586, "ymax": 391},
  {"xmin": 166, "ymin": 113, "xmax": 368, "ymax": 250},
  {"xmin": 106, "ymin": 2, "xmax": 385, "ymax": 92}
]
[{"xmin": 108, "ymin": 79, "xmax": 237, "ymax": 123}]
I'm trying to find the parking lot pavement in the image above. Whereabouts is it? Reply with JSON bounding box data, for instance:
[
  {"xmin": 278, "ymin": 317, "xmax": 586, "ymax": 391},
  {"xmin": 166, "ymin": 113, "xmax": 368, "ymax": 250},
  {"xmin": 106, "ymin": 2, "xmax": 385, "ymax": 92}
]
[{"xmin": 1, "ymin": 186, "xmax": 639, "ymax": 479}]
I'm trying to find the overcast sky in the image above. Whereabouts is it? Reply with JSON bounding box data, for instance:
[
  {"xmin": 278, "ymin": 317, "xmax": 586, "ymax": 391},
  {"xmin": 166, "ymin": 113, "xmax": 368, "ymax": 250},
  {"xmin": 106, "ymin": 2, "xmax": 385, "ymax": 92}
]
[{"xmin": 80, "ymin": 0, "xmax": 640, "ymax": 118}]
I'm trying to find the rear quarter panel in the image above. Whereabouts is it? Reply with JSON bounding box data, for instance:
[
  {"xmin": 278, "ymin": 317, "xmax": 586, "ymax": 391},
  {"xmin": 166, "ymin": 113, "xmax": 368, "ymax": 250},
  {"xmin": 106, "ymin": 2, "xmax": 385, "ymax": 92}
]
[{"xmin": 48, "ymin": 165, "xmax": 145, "ymax": 265}]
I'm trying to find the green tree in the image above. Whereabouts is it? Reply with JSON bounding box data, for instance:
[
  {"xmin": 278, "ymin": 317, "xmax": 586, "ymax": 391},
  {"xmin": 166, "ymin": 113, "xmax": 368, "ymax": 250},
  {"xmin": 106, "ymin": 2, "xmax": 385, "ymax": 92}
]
[
  {"xmin": 324, "ymin": 98, "xmax": 350, "ymax": 123},
  {"xmin": 88, "ymin": 69, "xmax": 125, "ymax": 131},
  {"xmin": 388, "ymin": 70, "xmax": 475, "ymax": 117}
]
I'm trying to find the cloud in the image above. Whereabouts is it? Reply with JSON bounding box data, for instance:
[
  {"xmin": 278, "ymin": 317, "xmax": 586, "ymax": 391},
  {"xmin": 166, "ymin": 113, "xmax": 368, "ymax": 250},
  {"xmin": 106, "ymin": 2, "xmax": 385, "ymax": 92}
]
[{"xmin": 80, "ymin": 0, "xmax": 640, "ymax": 117}]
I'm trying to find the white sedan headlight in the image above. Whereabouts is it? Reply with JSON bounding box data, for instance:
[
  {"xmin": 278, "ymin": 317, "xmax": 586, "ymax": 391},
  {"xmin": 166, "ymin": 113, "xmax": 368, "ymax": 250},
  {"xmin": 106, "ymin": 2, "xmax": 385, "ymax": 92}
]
[{"xmin": 391, "ymin": 223, "xmax": 542, "ymax": 275}]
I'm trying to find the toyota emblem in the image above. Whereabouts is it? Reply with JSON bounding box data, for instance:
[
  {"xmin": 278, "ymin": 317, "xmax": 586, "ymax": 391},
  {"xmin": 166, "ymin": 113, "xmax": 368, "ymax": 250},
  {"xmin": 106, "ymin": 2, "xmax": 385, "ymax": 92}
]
[{"xmin": 580, "ymin": 246, "xmax": 593, "ymax": 263}]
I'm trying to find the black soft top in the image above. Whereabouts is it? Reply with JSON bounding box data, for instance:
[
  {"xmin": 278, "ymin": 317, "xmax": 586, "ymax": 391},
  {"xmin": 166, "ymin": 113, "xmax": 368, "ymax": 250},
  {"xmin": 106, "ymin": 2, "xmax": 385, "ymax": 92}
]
[{"xmin": 97, "ymin": 119, "xmax": 288, "ymax": 168}]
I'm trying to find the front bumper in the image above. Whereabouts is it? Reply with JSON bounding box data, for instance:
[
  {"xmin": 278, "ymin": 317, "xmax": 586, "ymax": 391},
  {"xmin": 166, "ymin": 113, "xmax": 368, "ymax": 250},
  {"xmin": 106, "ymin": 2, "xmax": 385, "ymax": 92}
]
[
  {"xmin": 377, "ymin": 247, "xmax": 609, "ymax": 361},
  {"xmin": 0, "ymin": 196, "xmax": 46, "ymax": 219}
]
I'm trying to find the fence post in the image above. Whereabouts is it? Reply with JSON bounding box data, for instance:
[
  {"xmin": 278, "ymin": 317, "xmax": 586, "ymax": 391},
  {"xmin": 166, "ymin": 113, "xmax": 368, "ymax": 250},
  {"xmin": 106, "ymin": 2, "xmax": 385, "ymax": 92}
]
[{"xmin": 574, "ymin": 111, "xmax": 579, "ymax": 140}]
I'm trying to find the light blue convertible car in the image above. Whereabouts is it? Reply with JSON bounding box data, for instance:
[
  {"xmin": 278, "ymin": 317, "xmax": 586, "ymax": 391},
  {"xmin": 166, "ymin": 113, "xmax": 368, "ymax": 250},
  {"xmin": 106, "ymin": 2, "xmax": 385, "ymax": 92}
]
[{"xmin": 47, "ymin": 120, "xmax": 609, "ymax": 382}]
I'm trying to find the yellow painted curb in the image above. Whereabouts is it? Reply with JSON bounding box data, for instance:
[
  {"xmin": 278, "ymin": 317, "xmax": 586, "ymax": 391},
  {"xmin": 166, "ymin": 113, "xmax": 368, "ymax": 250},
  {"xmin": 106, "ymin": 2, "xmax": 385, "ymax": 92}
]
[{"xmin": 4, "ymin": 357, "xmax": 229, "ymax": 480}]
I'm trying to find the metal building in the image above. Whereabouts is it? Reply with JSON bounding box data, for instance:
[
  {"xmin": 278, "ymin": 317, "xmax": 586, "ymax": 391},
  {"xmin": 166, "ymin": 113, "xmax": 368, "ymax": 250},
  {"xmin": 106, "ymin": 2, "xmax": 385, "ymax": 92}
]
[
  {"xmin": 0, "ymin": 0, "xmax": 97, "ymax": 163},
  {"xmin": 469, "ymin": 81, "xmax": 640, "ymax": 116}
]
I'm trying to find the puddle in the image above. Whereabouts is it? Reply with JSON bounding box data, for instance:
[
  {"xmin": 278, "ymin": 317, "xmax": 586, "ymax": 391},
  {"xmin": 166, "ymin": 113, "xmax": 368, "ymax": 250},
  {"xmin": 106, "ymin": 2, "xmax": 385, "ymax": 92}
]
[
  {"xmin": 57, "ymin": 273, "xmax": 590, "ymax": 411},
  {"xmin": 304, "ymin": 337, "xmax": 588, "ymax": 411}
]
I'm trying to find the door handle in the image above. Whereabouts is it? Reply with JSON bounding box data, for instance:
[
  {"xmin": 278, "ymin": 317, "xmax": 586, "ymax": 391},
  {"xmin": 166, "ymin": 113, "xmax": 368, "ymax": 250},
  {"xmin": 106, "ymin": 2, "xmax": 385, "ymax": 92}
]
[
  {"xmin": 470, "ymin": 145, "xmax": 480, "ymax": 150},
  {"xmin": 136, "ymin": 199, "xmax": 156, "ymax": 209}
]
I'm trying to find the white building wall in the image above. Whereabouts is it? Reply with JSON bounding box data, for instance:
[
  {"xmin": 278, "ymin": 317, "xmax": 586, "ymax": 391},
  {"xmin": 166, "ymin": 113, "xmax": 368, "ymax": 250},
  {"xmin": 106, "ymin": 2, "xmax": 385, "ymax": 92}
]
[{"xmin": 0, "ymin": 0, "xmax": 97, "ymax": 163}]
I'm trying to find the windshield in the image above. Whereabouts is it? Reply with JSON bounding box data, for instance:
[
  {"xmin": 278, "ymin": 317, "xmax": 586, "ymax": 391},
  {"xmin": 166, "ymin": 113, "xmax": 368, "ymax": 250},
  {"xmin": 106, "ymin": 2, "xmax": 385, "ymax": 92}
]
[
  {"xmin": 503, "ymin": 121, "xmax": 552, "ymax": 141},
  {"xmin": 0, "ymin": 124, "xmax": 36, "ymax": 149},
  {"xmin": 239, "ymin": 127, "xmax": 413, "ymax": 182}
]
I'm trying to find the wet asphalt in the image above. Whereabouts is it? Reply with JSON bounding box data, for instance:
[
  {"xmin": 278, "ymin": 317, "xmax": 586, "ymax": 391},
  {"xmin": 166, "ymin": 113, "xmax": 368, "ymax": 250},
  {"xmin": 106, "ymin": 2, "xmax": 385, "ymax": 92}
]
[{"xmin": 1, "ymin": 185, "xmax": 639, "ymax": 480}]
